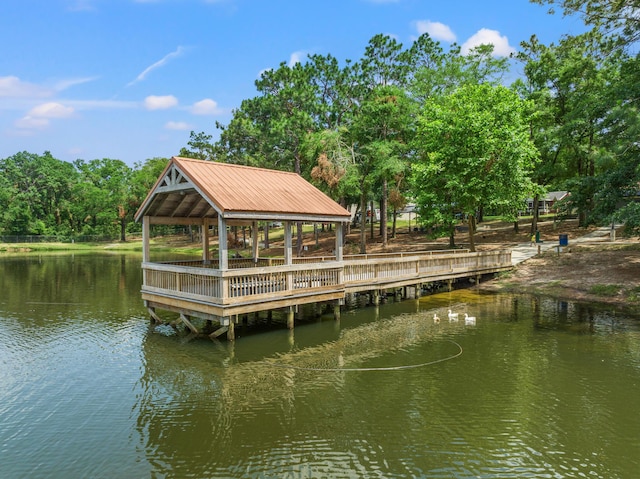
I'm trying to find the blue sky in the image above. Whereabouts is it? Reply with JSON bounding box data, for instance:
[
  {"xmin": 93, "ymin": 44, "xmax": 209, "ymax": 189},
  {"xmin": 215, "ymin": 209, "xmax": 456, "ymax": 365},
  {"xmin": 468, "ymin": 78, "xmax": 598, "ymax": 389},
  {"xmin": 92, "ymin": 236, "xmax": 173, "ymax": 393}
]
[{"xmin": 0, "ymin": 0, "xmax": 587, "ymax": 167}]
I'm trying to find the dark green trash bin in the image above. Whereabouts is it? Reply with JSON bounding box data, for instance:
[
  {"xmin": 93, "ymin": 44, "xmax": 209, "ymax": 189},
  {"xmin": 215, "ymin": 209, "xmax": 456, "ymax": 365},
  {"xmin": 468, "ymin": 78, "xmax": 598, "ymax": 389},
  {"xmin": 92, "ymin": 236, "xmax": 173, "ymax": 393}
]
[{"xmin": 559, "ymin": 234, "xmax": 568, "ymax": 246}]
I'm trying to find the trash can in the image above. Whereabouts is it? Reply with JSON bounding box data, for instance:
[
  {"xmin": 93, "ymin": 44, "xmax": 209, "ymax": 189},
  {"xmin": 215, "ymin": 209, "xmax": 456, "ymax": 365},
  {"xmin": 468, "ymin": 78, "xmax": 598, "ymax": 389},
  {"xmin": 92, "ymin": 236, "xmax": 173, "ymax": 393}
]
[
  {"xmin": 535, "ymin": 230, "xmax": 540, "ymax": 243},
  {"xmin": 559, "ymin": 234, "xmax": 568, "ymax": 246}
]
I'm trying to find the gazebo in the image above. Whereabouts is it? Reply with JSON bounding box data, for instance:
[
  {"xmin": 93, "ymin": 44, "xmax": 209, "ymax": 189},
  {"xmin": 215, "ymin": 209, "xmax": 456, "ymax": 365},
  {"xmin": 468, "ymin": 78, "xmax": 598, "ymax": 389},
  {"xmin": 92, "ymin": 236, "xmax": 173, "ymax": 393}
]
[{"xmin": 134, "ymin": 157, "xmax": 352, "ymax": 338}]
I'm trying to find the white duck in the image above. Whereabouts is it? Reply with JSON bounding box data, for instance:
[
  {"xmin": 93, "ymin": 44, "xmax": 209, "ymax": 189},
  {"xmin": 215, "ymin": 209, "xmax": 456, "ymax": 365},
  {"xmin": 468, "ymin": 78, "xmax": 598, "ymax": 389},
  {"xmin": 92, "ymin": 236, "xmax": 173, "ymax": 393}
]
[
  {"xmin": 464, "ymin": 313, "xmax": 476, "ymax": 325},
  {"xmin": 433, "ymin": 313, "xmax": 441, "ymax": 324},
  {"xmin": 448, "ymin": 309, "xmax": 459, "ymax": 321}
]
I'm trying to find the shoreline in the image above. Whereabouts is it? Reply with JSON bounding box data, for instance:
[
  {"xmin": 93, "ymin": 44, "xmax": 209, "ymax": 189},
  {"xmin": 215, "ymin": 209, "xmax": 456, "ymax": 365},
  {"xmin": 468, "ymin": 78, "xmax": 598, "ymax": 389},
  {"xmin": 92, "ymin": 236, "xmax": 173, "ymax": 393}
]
[{"xmin": 476, "ymin": 242, "xmax": 640, "ymax": 310}]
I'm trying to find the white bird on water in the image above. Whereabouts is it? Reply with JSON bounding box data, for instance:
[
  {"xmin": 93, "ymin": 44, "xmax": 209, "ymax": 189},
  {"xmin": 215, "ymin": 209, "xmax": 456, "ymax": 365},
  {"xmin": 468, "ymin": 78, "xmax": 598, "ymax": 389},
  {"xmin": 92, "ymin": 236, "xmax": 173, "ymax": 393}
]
[
  {"xmin": 464, "ymin": 313, "xmax": 476, "ymax": 325},
  {"xmin": 433, "ymin": 313, "xmax": 441, "ymax": 324},
  {"xmin": 448, "ymin": 309, "xmax": 459, "ymax": 321}
]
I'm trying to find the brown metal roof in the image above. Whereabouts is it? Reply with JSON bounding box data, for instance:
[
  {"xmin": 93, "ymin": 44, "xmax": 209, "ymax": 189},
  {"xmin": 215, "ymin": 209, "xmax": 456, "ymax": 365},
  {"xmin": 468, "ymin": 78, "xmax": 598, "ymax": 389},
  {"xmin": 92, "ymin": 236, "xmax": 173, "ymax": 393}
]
[{"xmin": 135, "ymin": 157, "xmax": 351, "ymax": 223}]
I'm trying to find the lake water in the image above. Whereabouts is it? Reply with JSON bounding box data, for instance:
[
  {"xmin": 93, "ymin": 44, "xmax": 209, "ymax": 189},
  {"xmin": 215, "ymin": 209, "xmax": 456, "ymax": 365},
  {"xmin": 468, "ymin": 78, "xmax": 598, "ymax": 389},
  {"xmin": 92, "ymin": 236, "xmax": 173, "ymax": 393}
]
[{"xmin": 1, "ymin": 253, "xmax": 639, "ymax": 478}]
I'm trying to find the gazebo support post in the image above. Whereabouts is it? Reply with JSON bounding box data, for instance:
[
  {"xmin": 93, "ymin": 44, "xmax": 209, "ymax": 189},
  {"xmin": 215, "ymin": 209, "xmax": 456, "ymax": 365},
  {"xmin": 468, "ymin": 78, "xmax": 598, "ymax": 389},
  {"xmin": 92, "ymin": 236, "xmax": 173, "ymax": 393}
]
[
  {"xmin": 284, "ymin": 221, "xmax": 293, "ymax": 292},
  {"xmin": 218, "ymin": 216, "xmax": 228, "ymax": 270},
  {"xmin": 335, "ymin": 222, "xmax": 344, "ymax": 261},
  {"xmin": 252, "ymin": 221, "xmax": 259, "ymax": 264},
  {"xmin": 284, "ymin": 221, "xmax": 292, "ymax": 265},
  {"xmin": 142, "ymin": 216, "xmax": 150, "ymax": 263},
  {"xmin": 287, "ymin": 306, "xmax": 295, "ymax": 329},
  {"xmin": 202, "ymin": 218, "xmax": 210, "ymax": 264}
]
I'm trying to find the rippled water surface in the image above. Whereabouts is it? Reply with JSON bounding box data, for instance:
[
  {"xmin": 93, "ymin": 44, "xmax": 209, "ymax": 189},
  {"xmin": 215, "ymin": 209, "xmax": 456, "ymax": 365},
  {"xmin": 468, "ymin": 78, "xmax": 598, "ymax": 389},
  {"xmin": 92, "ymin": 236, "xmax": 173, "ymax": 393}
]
[{"xmin": 1, "ymin": 253, "xmax": 639, "ymax": 478}]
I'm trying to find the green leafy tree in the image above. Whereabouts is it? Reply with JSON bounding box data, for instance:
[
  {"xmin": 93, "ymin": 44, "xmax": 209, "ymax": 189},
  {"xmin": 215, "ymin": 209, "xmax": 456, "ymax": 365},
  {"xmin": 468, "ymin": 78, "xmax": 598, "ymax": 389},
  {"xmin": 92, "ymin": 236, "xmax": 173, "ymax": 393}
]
[
  {"xmin": 411, "ymin": 84, "xmax": 538, "ymax": 251},
  {"xmin": 531, "ymin": 0, "xmax": 640, "ymax": 47},
  {"xmin": 350, "ymin": 85, "xmax": 414, "ymax": 249},
  {"xmin": 516, "ymin": 32, "xmax": 622, "ymax": 227},
  {"xmin": 0, "ymin": 151, "xmax": 78, "ymax": 235},
  {"xmin": 72, "ymin": 158, "xmax": 132, "ymax": 240},
  {"xmin": 128, "ymin": 157, "xmax": 171, "ymax": 234}
]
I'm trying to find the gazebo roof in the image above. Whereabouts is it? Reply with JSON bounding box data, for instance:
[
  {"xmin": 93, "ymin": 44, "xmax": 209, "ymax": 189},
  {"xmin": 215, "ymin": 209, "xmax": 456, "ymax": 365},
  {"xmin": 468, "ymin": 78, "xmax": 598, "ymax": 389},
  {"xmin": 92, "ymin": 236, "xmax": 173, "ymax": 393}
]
[{"xmin": 134, "ymin": 157, "xmax": 351, "ymax": 224}]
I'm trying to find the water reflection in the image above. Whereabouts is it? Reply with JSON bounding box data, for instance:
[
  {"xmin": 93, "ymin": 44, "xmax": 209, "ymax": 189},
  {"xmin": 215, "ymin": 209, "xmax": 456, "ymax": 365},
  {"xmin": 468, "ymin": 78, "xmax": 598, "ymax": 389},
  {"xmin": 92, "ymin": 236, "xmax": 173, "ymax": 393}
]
[
  {"xmin": 1, "ymin": 254, "xmax": 640, "ymax": 478},
  {"xmin": 135, "ymin": 290, "xmax": 640, "ymax": 478}
]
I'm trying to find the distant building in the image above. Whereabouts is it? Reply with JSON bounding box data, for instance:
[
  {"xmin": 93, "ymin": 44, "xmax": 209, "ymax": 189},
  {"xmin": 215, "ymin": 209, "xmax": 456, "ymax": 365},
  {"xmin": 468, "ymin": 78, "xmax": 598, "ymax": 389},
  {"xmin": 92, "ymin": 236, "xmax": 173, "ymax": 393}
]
[{"xmin": 525, "ymin": 191, "xmax": 569, "ymax": 215}]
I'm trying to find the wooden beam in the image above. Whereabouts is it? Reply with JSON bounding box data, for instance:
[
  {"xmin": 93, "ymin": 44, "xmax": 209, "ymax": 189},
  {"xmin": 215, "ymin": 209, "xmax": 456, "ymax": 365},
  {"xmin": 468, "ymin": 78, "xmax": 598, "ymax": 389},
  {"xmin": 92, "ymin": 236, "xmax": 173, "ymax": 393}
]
[
  {"xmin": 147, "ymin": 216, "xmax": 212, "ymax": 226},
  {"xmin": 142, "ymin": 216, "xmax": 150, "ymax": 263},
  {"xmin": 335, "ymin": 222, "xmax": 344, "ymax": 261},
  {"xmin": 218, "ymin": 216, "xmax": 228, "ymax": 270},
  {"xmin": 209, "ymin": 326, "xmax": 229, "ymax": 339},
  {"xmin": 180, "ymin": 313, "xmax": 199, "ymax": 334},
  {"xmin": 252, "ymin": 221, "xmax": 259, "ymax": 262},
  {"xmin": 284, "ymin": 221, "xmax": 292, "ymax": 265},
  {"xmin": 202, "ymin": 218, "xmax": 210, "ymax": 263}
]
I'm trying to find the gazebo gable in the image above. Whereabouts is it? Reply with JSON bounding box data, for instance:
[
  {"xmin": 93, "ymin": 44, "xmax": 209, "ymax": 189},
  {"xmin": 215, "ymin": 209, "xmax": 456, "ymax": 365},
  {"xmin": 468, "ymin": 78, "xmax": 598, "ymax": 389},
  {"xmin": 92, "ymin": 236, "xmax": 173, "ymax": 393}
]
[{"xmin": 135, "ymin": 157, "xmax": 351, "ymax": 224}]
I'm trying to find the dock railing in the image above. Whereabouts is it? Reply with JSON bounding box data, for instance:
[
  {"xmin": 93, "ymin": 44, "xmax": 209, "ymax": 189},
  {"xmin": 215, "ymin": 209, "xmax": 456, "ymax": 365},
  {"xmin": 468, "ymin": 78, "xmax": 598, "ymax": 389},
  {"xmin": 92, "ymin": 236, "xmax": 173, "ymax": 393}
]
[
  {"xmin": 142, "ymin": 261, "xmax": 344, "ymax": 306},
  {"xmin": 142, "ymin": 249, "xmax": 511, "ymax": 309}
]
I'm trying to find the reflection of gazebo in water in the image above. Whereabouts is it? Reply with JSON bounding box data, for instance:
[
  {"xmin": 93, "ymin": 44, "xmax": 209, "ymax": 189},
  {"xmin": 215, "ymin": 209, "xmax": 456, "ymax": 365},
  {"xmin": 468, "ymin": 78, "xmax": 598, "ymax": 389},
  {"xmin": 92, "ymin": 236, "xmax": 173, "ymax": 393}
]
[{"xmin": 135, "ymin": 157, "xmax": 512, "ymax": 341}]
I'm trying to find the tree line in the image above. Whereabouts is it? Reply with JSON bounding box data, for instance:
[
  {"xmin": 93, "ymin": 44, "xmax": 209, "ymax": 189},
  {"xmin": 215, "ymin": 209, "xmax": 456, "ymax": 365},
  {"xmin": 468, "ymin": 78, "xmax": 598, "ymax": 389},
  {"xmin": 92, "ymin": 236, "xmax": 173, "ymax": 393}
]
[
  {"xmin": 0, "ymin": 153, "xmax": 168, "ymax": 240},
  {"xmin": 2, "ymin": 0, "xmax": 638, "ymax": 251}
]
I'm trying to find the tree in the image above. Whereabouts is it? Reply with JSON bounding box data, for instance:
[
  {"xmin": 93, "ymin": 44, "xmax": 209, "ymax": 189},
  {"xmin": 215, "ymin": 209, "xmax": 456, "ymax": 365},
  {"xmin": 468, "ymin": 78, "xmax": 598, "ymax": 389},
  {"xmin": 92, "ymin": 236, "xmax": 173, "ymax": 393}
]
[
  {"xmin": 411, "ymin": 84, "xmax": 538, "ymax": 251},
  {"xmin": 516, "ymin": 32, "xmax": 622, "ymax": 227},
  {"xmin": 531, "ymin": 0, "xmax": 640, "ymax": 47},
  {"xmin": 128, "ymin": 157, "xmax": 171, "ymax": 234},
  {"xmin": 179, "ymin": 131, "xmax": 216, "ymax": 160},
  {"xmin": 0, "ymin": 151, "xmax": 78, "ymax": 235},
  {"xmin": 350, "ymin": 85, "xmax": 414, "ymax": 249},
  {"xmin": 72, "ymin": 158, "xmax": 132, "ymax": 240}
]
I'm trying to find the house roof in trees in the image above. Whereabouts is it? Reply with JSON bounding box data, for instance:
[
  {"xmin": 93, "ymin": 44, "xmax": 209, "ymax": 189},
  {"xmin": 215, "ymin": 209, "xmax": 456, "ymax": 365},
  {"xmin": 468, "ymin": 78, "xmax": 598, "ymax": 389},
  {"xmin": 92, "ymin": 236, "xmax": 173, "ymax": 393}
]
[{"xmin": 134, "ymin": 156, "xmax": 351, "ymax": 224}]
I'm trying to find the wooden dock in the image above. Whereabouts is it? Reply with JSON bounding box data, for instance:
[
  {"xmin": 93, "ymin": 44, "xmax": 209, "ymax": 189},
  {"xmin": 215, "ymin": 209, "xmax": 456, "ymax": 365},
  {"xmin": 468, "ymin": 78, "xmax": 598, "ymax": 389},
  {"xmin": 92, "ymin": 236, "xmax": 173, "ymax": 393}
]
[
  {"xmin": 142, "ymin": 248, "xmax": 511, "ymax": 339},
  {"xmin": 134, "ymin": 157, "xmax": 512, "ymax": 340}
]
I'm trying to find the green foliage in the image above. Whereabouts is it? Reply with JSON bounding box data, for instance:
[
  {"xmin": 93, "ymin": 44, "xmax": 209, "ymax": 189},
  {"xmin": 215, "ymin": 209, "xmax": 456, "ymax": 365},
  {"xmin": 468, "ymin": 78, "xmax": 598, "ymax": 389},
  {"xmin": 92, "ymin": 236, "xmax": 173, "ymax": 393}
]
[
  {"xmin": 0, "ymin": 151, "xmax": 171, "ymax": 240},
  {"xmin": 531, "ymin": 0, "xmax": 640, "ymax": 48},
  {"xmin": 411, "ymin": 84, "xmax": 538, "ymax": 249},
  {"xmin": 588, "ymin": 284, "xmax": 622, "ymax": 297},
  {"xmin": 615, "ymin": 202, "xmax": 640, "ymax": 236}
]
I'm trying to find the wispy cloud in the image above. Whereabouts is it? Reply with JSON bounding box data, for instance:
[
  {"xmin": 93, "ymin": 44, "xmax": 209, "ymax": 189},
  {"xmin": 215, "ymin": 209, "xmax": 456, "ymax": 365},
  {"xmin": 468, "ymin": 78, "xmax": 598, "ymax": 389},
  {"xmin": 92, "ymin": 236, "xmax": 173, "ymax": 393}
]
[
  {"xmin": 127, "ymin": 46, "xmax": 185, "ymax": 87},
  {"xmin": 165, "ymin": 121, "xmax": 191, "ymax": 130},
  {"xmin": 54, "ymin": 76, "xmax": 99, "ymax": 92},
  {"xmin": 413, "ymin": 20, "xmax": 456, "ymax": 42},
  {"xmin": 144, "ymin": 95, "xmax": 178, "ymax": 110},
  {"xmin": 66, "ymin": 0, "xmax": 98, "ymax": 12},
  {"xmin": 461, "ymin": 29, "xmax": 515, "ymax": 56},
  {"xmin": 65, "ymin": 99, "xmax": 138, "ymax": 110}
]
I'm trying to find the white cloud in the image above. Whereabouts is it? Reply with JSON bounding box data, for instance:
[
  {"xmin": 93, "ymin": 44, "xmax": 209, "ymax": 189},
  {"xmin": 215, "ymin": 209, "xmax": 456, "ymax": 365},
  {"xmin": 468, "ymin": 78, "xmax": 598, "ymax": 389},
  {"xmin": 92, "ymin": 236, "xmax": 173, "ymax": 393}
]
[
  {"xmin": 127, "ymin": 46, "xmax": 185, "ymax": 87},
  {"xmin": 29, "ymin": 102, "xmax": 75, "ymax": 118},
  {"xmin": 165, "ymin": 121, "xmax": 191, "ymax": 131},
  {"xmin": 461, "ymin": 28, "xmax": 515, "ymax": 57},
  {"xmin": 14, "ymin": 101, "xmax": 75, "ymax": 130},
  {"xmin": 288, "ymin": 50, "xmax": 308, "ymax": 67},
  {"xmin": 144, "ymin": 95, "xmax": 178, "ymax": 110},
  {"xmin": 414, "ymin": 20, "xmax": 456, "ymax": 42},
  {"xmin": 0, "ymin": 76, "xmax": 52, "ymax": 98},
  {"xmin": 15, "ymin": 116, "xmax": 51, "ymax": 129},
  {"xmin": 190, "ymin": 98, "xmax": 222, "ymax": 115}
]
